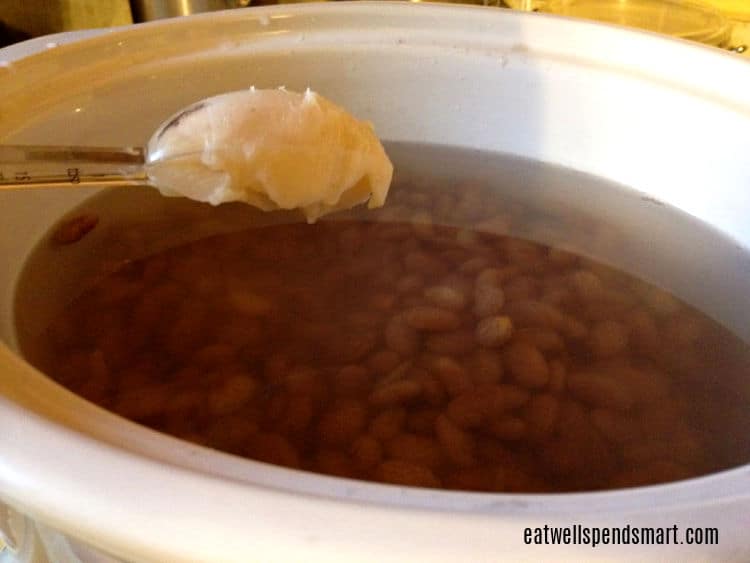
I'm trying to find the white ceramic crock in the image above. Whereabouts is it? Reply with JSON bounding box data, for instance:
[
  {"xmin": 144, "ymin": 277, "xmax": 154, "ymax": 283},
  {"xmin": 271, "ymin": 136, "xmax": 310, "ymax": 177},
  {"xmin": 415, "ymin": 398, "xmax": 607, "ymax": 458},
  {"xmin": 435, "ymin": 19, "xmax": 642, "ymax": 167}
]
[{"xmin": 1, "ymin": 3, "xmax": 749, "ymax": 562}]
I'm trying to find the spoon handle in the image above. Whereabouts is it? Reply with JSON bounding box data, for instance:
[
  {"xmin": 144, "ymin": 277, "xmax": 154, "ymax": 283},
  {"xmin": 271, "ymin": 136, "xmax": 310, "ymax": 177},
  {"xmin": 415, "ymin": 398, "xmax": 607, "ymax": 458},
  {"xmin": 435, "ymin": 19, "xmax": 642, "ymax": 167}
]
[{"xmin": 0, "ymin": 145, "xmax": 149, "ymax": 190}]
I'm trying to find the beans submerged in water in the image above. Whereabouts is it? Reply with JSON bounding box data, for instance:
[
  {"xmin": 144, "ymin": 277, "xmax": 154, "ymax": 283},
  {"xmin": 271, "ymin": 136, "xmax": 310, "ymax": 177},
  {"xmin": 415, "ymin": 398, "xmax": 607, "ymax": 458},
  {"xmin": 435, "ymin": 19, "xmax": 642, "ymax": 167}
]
[
  {"xmin": 33, "ymin": 186, "xmax": 750, "ymax": 494},
  {"xmin": 50, "ymin": 213, "xmax": 99, "ymax": 245}
]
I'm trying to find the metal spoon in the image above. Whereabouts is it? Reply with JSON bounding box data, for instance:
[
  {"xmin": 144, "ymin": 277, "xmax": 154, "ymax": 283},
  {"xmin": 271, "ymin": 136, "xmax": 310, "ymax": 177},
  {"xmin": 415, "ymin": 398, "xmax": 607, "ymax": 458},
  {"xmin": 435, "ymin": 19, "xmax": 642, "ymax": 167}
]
[
  {"xmin": 0, "ymin": 100, "xmax": 213, "ymax": 191},
  {"xmin": 0, "ymin": 88, "xmax": 393, "ymax": 223}
]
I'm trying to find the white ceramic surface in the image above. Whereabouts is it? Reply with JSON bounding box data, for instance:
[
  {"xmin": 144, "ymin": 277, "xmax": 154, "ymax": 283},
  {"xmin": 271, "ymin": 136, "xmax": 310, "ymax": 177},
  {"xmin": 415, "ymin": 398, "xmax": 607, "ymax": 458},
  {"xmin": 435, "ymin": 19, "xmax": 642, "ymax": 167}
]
[{"xmin": 1, "ymin": 4, "xmax": 749, "ymax": 562}]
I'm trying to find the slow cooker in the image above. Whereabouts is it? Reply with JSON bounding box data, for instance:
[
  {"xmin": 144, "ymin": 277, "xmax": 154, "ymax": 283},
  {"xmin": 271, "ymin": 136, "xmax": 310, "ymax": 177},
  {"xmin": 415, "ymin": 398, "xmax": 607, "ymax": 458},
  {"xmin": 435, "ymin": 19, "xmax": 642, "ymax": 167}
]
[{"xmin": 1, "ymin": 3, "xmax": 749, "ymax": 561}]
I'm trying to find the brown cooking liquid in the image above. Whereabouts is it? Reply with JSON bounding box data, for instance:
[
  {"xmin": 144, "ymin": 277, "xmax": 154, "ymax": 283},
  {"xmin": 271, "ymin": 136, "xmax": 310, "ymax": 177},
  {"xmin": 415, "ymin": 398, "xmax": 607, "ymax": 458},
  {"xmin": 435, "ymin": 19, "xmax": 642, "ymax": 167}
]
[{"xmin": 29, "ymin": 210, "xmax": 750, "ymax": 493}]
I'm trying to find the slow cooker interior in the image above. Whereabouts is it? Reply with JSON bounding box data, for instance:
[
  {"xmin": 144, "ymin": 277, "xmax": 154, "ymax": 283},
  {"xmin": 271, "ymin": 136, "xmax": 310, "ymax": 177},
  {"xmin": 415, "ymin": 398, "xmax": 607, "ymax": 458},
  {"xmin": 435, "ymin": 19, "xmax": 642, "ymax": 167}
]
[
  {"xmin": 1, "ymin": 3, "xmax": 750, "ymax": 503},
  {"xmin": 11, "ymin": 138, "xmax": 750, "ymax": 494}
]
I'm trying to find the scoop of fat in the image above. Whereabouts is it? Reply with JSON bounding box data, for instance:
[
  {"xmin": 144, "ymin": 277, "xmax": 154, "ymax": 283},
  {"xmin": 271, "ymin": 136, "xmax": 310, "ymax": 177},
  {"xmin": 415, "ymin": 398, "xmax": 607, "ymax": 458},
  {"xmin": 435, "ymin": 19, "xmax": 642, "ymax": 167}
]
[{"xmin": 146, "ymin": 88, "xmax": 393, "ymax": 222}]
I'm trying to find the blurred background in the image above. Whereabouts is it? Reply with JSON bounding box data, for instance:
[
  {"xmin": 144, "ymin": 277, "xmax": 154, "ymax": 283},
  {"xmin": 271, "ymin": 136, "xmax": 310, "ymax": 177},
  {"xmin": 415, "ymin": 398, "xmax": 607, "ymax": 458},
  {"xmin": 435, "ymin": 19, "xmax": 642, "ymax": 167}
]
[{"xmin": 0, "ymin": 0, "xmax": 748, "ymax": 54}]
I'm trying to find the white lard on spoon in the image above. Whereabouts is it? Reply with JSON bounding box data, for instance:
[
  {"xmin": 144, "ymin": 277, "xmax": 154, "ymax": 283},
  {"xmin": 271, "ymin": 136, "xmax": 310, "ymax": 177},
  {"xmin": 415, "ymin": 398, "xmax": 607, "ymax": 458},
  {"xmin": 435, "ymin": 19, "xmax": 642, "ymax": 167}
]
[{"xmin": 0, "ymin": 88, "xmax": 394, "ymax": 223}]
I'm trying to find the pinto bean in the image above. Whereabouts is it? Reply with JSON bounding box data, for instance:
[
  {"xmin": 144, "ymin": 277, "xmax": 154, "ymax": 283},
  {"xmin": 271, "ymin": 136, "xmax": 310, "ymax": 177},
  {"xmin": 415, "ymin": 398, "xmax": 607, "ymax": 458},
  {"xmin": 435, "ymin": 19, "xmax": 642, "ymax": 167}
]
[
  {"xmin": 467, "ymin": 349, "xmax": 504, "ymax": 385},
  {"xmin": 410, "ymin": 210, "xmax": 434, "ymax": 238},
  {"xmin": 424, "ymin": 286, "xmax": 467, "ymax": 311},
  {"xmin": 524, "ymin": 393, "xmax": 560, "ymax": 438},
  {"xmin": 560, "ymin": 316, "xmax": 588, "ymax": 340},
  {"xmin": 446, "ymin": 392, "xmax": 487, "ymax": 429},
  {"xmin": 411, "ymin": 371, "xmax": 446, "ymax": 407},
  {"xmin": 334, "ymin": 365, "xmax": 372, "ymax": 397},
  {"xmin": 385, "ymin": 315, "xmax": 421, "ymax": 355},
  {"xmin": 282, "ymin": 395, "xmax": 316, "ymax": 435},
  {"xmin": 473, "ymin": 285, "xmax": 505, "ymax": 317},
  {"xmin": 208, "ymin": 375, "xmax": 257, "ymax": 416},
  {"xmin": 114, "ymin": 385, "xmax": 170, "ymax": 421},
  {"xmin": 487, "ymin": 416, "xmax": 527, "ymax": 441},
  {"xmin": 513, "ymin": 328, "xmax": 564, "ymax": 353},
  {"xmin": 367, "ymin": 350, "xmax": 402, "ymax": 375},
  {"xmin": 547, "ymin": 359, "xmax": 567, "ymax": 393},
  {"xmin": 504, "ymin": 300, "xmax": 565, "ymax": 330},
  {"xmin": 318, "ymin": 400, "xmax": 368, "ymax": 447},
  {"xmin": 404, "ymin": 251, "xmax": 447, "ymax": 276},
  {"xmin": 351, "ymin": 436, "xmax": 383, "ymax": 471},
  {"xmin": 590, "ymin": 408, "xmax": 640, "ymax": 445},
  {"xmin": 386, "ymin": 433, "xmax": 444, "ymax": 469},
  {"xmin": 284, "ymin": 367, "xmax": 323, "ymax": 400},
  {"xmin": 403, "ymin": 306, "xmax": 462, "ymax": 332},
  {"xmin": 426, "ymin": 330, "xmax": 476, "ymax": 356},
  {"xmin": 476, "ymin": 266, "xmax": 518, "ymax": 287},
  {"xmin": 444, "ymin": 467, "xmax": 495, "ymax": 492},
  {"xmin": 567, "ymin": 371, "xmax": 634, "ymax": 412},
  {"xmin": 625, "ymin": 309, "xmax": 659, "ymax": 355},
  {"xmin": 589, "ymin": 320, "xmax": 629, "ymax": 358},
  {"xmin": 504, "ymin": 341, "xmax": 549, "ymax": 389},
  {"xmin": 369, "ymin": 409, "xmax": 407, "ymax": 441},
  {"xmin": 569, "ymin": 270, "xmax": 604, "ymax": 299},
  {"xmin": 51, "ymin": 213, "xmax": 99, "ymax": 245},
  {"xmin": 608, "ymin": 364, "xmax": 670, "ymax": 406},
  {"xmin": 376, "ymin": 460, "xmax": 441, "ymax": 488},
  {"xmin": 430, "ymin": 356, "xmax": 473, "ymax": 397},
  {"xmin": 503, "ymin": 276, "xmax": 538, "ymax": 301},
  {"xmin": 315, "ymin": 450, "xmax": 356, "ymax": 479},
  {"xmin": 484, "ymin": 384, "xmax": 531, "ymax": 412},
  {"xmin": 435, "ymin": 414, "xmax": 476, "ymax": 467},
  {"xmin": 250, "ymin": 433, "xmax": 300, "ymax": 468},
  {"xmin": 476, "ymin": 316, "xmax": 514, "ymax": 348},
  {"xmin": 461, "ymin": 257, "xmax": 491, "ymax": 274},
  {"xmin": 406, "ymin": 408, "xmax": 441, "ymax": 434},
  {"xmin": 396, "ymin": 274, "xmax": 425, "ymax": 294},
  {"xmin": 639, "ymin": 285, "xmax": 681, "ymax": 317},
  {"xmin": 370, "ymin": 379, "xmax": 423, "ymax": 407}
]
